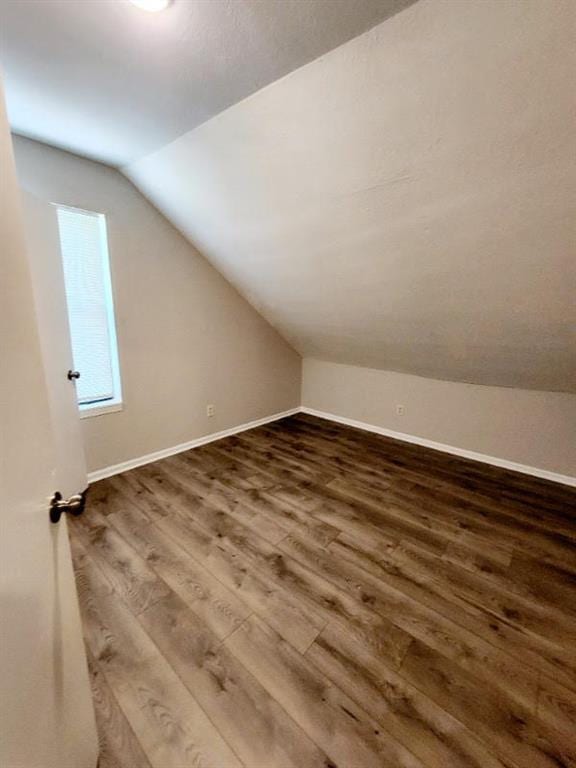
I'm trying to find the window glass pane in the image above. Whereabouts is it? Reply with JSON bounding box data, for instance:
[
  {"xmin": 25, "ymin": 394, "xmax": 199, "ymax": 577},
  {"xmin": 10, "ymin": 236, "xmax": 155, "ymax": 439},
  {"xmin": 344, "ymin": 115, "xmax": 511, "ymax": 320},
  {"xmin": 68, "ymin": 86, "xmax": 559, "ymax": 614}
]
[{"xmin": 56, "ymin": 206, "xmax": 119, "ymax": 406}]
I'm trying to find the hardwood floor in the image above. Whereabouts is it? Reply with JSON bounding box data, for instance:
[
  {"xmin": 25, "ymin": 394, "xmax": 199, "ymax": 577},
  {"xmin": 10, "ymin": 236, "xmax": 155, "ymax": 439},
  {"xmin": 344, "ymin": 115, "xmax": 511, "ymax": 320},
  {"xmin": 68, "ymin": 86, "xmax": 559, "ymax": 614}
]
[{"xmin": 68, "ymin": 413, "xmax": 576, "ymax": 768}]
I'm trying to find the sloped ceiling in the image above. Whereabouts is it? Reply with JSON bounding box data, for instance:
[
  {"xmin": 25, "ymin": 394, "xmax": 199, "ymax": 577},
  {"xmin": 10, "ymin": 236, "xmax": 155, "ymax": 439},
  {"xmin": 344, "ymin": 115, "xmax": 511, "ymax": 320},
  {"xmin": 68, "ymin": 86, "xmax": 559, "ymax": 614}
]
[
  {"xmin": 1, "ymin": 0, "xmax": 415, "ymax": 166},
  {"xmin": 126, "ymin": 0, "xmax": 576, "ymax": 393}
]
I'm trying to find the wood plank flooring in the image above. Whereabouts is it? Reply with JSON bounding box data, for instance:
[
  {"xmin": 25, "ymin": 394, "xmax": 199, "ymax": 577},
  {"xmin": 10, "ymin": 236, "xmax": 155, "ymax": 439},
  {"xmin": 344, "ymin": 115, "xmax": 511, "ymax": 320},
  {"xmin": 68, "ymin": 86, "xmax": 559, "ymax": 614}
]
[{"xmin": 68, "ymin": 413, "xmax": 576, "ymax": 768}]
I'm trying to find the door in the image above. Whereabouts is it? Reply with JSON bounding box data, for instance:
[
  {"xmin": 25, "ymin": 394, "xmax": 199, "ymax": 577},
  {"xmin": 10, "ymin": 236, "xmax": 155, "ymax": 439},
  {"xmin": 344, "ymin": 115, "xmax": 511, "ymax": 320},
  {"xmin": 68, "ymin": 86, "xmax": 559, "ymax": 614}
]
[
  {"xmin": 22, "ymin": 191, "xmax": 88, "ymax": 500},
  {"xmin": 0, "ymin": 80, "xmax": 99, "ymax": 768}
]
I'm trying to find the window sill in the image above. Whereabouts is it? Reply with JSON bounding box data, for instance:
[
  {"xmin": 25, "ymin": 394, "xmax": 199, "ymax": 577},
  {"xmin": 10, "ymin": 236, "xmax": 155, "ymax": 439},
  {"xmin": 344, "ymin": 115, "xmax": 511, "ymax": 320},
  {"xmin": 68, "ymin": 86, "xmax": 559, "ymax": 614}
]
[{"xmin": 79, "ymin": 401, "xmax": 123, "ymax": 419}]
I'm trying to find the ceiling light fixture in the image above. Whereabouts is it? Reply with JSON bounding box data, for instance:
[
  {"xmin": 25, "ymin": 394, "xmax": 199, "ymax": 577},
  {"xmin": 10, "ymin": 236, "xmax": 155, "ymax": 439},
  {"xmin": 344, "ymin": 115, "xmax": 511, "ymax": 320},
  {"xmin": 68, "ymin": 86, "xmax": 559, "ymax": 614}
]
[{"xmin": 130, "ymin": 0, "xmax": 171, "ymax": 12}]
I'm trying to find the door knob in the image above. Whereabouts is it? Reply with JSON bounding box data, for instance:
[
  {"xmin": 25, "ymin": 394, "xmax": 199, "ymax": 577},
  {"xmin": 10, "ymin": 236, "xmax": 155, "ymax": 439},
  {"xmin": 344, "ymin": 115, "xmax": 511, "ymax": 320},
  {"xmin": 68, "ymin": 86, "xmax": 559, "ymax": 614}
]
[
  {"xmin": 67, "ymin": 370, "xmax": 81, "ymax": 381},
  {"xmin": 49, "ymin": 491, "xmax": 86, "ymax": 523}
]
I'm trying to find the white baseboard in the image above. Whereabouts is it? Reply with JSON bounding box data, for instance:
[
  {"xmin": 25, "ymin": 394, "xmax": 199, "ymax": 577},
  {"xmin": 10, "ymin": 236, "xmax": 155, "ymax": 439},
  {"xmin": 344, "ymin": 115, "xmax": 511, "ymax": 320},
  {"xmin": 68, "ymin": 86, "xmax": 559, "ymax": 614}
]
[
  {"xmin": 88, "ymin": 404, "xmax": 575, "ymax": 488},
  {"xmin": 300, "ymin": 407, "xmax": 576, "ymax": 488},
  {"xmin": 87, "ymin": 407, "xmax": 300, "ymax": 483}
]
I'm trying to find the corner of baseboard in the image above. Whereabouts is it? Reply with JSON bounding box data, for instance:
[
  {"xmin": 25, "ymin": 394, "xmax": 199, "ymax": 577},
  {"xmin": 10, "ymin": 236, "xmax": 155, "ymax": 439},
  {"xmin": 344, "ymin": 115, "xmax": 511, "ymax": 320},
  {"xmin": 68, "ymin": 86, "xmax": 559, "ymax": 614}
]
[{"xmin": 88, "ymin": 403, "xmax": 574, "ymax": 488}]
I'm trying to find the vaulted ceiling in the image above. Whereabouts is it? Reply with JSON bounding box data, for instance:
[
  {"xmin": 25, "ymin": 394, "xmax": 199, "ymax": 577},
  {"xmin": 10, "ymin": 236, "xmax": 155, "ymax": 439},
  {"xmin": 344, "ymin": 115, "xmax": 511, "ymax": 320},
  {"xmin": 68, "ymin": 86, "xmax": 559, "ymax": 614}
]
[
  {"xmin": 126, "ymin": 0, "xmax": 576, "ymax": 392},
  {"xmin": 3, "ymin": 0, "xmax": 575, "ymax": 392},
  {"xmin": 0, "ymin": 0, "xmax": 414, "ymax": 165}
]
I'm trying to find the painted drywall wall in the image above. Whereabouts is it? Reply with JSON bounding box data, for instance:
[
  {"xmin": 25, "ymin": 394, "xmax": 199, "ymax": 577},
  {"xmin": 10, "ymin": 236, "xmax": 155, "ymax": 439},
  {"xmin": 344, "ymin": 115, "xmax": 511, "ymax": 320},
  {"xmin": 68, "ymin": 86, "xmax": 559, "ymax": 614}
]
[
  {"xmin": 127, "ymin": 0, "xmax": 576, "ymax": 393},
  {"xmin": 0, "ymin": 81, "xmax": 98, "ymax": 768},
  {"xmin": 13, "ymin": 135, "xmax": 301, "ymax": 473},
  {"xmin": 302, "ymin": 359, "xmax": 576, "ymax": 478}
]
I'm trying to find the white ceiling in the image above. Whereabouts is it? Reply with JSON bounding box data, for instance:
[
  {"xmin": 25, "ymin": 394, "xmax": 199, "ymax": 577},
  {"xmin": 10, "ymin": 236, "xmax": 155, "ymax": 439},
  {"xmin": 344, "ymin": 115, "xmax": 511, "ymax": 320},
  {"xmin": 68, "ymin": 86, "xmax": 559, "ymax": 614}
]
[
  {"xmin": 127, "ymin": 0, "xmax": 576, "ymax": 393},
  {"xmin": 0, "ymin": 0, "xmax": 414, "ymax": 166}
]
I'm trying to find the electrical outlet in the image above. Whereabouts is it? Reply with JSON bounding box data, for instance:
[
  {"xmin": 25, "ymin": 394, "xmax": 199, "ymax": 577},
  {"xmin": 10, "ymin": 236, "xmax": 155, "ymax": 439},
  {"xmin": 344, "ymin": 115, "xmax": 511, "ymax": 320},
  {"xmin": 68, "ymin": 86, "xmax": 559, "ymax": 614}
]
[
  {"xmin": 396, "ymin": 404, "xmax": 405, "ymax": 416},
  {"xmin": 206, "ymin": 404, "xmax": 215, "ymax": 418}
]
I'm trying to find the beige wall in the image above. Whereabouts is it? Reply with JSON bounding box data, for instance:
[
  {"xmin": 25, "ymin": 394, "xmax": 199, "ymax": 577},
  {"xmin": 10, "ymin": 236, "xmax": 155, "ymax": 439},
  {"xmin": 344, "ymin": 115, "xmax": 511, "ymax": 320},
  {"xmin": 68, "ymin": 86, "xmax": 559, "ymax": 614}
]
[
  {"xmin": 302, "ymin": 359, "xmax": 576, "ymax": 479},
  {"xmin": 13, "ymin": 136, "xmax": 301, "ymax": 473}
]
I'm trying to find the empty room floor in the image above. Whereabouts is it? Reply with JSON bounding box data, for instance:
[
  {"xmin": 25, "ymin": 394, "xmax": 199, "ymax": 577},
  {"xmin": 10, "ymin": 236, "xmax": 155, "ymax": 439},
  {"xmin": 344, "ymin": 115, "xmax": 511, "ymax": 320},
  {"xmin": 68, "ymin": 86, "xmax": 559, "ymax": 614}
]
[{"xmin": 68, "ymin": 414, "xmax": 576, "ymax": 768}]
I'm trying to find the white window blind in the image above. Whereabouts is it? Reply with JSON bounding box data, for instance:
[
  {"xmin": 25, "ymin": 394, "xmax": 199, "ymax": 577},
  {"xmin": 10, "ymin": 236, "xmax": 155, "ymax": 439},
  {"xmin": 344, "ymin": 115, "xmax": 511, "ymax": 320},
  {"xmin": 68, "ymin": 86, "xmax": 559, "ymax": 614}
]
[{"xmin": 56, "ymin": 206, "xmax": 121, "ymax": 408}]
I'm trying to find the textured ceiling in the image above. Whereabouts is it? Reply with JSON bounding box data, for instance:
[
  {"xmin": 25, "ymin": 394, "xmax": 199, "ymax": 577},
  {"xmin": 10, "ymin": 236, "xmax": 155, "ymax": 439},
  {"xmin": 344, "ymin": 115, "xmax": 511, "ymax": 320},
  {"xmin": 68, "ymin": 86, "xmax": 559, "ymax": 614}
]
[
  {"xmin": 0, "ymin": 0, "xmax": 414, "ymax": 166},
  {"xmin": 126, "ymin": 0, "xmax": 576, "ymax": 392}
]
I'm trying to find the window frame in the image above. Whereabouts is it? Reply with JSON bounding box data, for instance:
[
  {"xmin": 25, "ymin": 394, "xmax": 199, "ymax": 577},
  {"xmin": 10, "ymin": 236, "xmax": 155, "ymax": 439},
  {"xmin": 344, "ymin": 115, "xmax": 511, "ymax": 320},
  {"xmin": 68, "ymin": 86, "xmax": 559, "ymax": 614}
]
[{"xmin": 54, "ymin": 203, "xmax": 123, "ymax": 419}]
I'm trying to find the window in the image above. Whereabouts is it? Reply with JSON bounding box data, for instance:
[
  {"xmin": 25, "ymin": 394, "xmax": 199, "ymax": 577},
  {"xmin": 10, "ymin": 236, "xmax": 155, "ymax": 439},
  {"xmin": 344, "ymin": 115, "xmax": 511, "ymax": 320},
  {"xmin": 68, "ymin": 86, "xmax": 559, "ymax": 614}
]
[{"xmin": 56, "ymin": 205, "xmax": 122, "ymax": 416}]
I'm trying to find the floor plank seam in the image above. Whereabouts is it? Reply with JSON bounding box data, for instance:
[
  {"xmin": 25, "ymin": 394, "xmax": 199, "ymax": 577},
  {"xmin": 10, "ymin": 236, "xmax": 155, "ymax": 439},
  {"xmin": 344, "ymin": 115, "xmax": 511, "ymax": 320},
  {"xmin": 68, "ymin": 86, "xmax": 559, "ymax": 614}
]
[
  {"xmin": 133, "ymin": 602, "xmax": 250, "ymax": 768},
  {"xmin": 325, "ymin": 536, "xmax": 564, "ymax": 692},
  {"xmin": 88, "ymin": 652, "xmax": 154, "ymax": 768},
  {"xmin": 216, "ymin": 610, "xmax": 255, "ymax": 647},
  {"xmin": 299, "ymin": 618, "xmax": 329, "ymax": 657}
]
